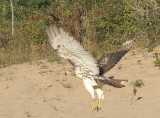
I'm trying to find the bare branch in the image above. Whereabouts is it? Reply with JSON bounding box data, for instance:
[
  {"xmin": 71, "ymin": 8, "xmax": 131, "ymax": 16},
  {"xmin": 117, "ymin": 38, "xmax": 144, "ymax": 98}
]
[{"xmin": 124, "ymin": 0, "xmax": 160, "ymax": 18}]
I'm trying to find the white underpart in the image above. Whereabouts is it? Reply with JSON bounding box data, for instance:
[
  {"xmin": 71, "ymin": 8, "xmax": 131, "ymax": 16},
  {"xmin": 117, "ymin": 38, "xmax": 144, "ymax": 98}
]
[
  {"xmin": 83, "ymin": 78, "xmax": 104, "ymax": 100},
  {"xmin": 83, "ymin": 78, "xmax": 97, "ymax": 99},
  {"xmin": 95, "ymin": 88, "xmax": 104, "ymax": 100}
]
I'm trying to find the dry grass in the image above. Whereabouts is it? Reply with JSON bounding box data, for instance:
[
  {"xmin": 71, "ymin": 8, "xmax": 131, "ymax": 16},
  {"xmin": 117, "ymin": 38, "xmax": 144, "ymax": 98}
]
[{"xmin": 0, "ymin": 41, "xmax": 56, "ymax": 68}]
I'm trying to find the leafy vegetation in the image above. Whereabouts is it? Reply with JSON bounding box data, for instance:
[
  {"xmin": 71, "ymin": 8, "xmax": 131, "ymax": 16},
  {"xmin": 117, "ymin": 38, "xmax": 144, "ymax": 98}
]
[
  {"xmin": 0, "ymin": 0, "xmax": 159, "ymax": 67},
  {"xmin": 153, "ymin": 52, "xmax": 160, "ymax": 66},
  {"xmin": 131, "ymin": 79, "xmax": 144, "ymax": 89},
  {"xmin": 147, "ymin": 45, "xmax": 155, "ymax": 52}
]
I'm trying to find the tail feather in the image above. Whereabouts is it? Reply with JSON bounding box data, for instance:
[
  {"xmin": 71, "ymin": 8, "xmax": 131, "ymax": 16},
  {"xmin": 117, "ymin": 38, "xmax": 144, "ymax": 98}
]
[
  {"xmin": 97, "ymin": 77, "xmax": 128, "ymax": 88},
  {"xmin": 102, "ymin": 79, "xmax": 128, "ymax": 88}
]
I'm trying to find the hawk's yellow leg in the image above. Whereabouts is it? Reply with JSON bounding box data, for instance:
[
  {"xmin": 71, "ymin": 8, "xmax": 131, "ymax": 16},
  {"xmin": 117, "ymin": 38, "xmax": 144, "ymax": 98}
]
[
  {"xmin": 97, "ymin": 99, "xmax": 102, "ymax": 111},
  {"xmin": 92, "ymin": 98, "xmax": 96, "ymax": 111}
]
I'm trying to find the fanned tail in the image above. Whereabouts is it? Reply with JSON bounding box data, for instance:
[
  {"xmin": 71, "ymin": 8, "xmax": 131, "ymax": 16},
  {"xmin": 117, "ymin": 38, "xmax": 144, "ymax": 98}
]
[
  {"xmin": 103, "ymin": 79, "xmax": 128, "ymax": 88},
  {"xmin": 96, "ymin": 77, "xmax": 128, "ymax": 88}
]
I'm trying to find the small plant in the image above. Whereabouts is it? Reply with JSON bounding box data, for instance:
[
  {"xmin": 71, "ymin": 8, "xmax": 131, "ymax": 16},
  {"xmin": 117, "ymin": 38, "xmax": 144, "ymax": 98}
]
[
  {"xmin": 48, "ymin": 55, "xmax": 61, "ymax": 63},
  {"xmin": 25, "ymin": 108, "xmax": 36, "ymax": 117},
  {"xmin": 130, "ymin": 79, "xmax": 144, "ymax": 105},
  {"xmin": 147, "ymin": 45, "xmax": 155, "ymax": 52},
  {"xmin": 153, "ymin": 52, "xmax": 160, "ymax": 67},
  {"xmin": 43, "ymin": 97, "xmax": 64, "ymax": 112},
  {"xmin": 60, "ymin": 81, "xmax": 72, "ymax": 88},
  {"xmin": 56, "ymin": 79, "xmax": 72, "ymax": 88},
  {"xmin": 137, "ymin": 60, "xmax": 141, "ymax": 63},
  {"xmin": 137, "ymin": 60, "xmax": 142, "ymax": 65},
  {"xmin": 43, "ymin": 99, "xmax": 59, "ymax": 111}
]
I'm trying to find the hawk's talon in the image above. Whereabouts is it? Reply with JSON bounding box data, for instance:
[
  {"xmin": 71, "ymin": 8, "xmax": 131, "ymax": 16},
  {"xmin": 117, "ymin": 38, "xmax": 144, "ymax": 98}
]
[
  {"xmin": 92, "ymin": 101, "xmax": 97, "ymax": 111},
  {"xmin": 97, "ymin": 99, "xmax": 102, "ymax": 111}
]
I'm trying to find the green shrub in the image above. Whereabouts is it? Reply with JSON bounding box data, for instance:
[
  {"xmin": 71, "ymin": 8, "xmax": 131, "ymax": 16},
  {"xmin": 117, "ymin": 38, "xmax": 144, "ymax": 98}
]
[{"xmin": 0, "ymin": 0, "xmax": 159, "ymax": 67}]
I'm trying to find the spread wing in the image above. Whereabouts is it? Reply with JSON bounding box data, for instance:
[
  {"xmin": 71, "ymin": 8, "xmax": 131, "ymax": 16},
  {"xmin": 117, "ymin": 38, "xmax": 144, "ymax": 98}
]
[
  {"xmin": 98, "ymin": 39, "xmax": 136, "ymax": 75},
  {"xmin": 46, "ymin": 25, "xmax": 99, "ymax": 76}
]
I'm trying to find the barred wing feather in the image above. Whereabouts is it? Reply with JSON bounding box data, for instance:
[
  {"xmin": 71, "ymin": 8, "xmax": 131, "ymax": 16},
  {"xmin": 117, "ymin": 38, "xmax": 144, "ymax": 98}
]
[
  {"xmin": 47, "ymin": 25, "xmax": 99, "ymax": 76},
  {"xmin": 98, "ymin": 39, "xmax": 136, "ymax": 75}
]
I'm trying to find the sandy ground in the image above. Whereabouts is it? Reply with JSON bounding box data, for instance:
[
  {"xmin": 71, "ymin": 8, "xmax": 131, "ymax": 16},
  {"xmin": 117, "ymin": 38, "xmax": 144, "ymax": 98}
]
[{"xmin": 0, "ymin": 46, "xmax": 160, "ymax": 118}]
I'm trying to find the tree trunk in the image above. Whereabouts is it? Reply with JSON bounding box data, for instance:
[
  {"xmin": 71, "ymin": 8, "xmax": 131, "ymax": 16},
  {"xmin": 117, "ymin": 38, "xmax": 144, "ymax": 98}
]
[{"xmin": 10, "ymin": 0, "xmax": 14, "ymax": 36}]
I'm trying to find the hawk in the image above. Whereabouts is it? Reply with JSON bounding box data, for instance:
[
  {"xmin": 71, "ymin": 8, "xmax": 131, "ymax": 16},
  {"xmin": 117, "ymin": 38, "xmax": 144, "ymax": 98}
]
[{"xmin": 46, "ymin": 25, "xmax": 136, "ymax": 111}]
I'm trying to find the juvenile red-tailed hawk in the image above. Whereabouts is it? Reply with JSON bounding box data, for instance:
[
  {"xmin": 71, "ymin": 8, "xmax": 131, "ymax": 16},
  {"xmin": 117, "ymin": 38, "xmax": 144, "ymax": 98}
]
[{"xmin": 46, "ymin": 25, "xmax": 136, "ymax": 111}]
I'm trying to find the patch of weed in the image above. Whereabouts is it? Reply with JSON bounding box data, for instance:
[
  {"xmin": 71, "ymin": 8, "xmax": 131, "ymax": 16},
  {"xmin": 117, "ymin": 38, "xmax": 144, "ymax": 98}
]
[
  {"xmin": 148, "ymin": 45, "xmax": 155, "ymax": 52},
  {"xmin": 48, "ymin": 55, "xmax": 61, "ymax": 63},
  {"xmin": 130, "ymin": 79, "xmax": 144, "ymax": 105},
  {"xmin": 153, "ymin": 52, "xmax": 160, "ymax": 67}
]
